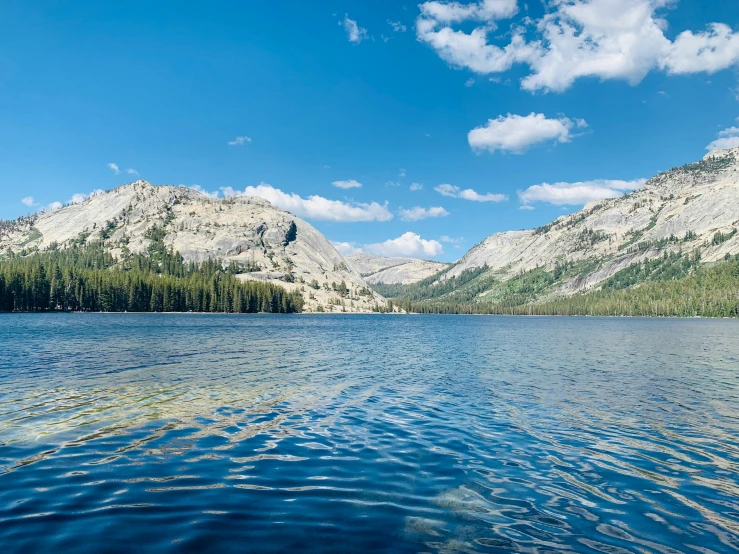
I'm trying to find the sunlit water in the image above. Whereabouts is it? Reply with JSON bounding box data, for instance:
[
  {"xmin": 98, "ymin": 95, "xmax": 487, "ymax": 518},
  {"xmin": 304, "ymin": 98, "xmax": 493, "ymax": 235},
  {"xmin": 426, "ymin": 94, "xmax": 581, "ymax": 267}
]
[{"xmin": 1, "ymin": 314, "xmax": 738, "ymax": 553}]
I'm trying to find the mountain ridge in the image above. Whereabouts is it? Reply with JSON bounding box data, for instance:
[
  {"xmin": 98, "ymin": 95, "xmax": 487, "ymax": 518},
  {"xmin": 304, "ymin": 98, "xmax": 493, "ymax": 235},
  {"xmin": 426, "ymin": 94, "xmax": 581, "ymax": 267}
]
[{"xmin": 0, "ymin": 181, "xmax": 387, "ymax": 313}]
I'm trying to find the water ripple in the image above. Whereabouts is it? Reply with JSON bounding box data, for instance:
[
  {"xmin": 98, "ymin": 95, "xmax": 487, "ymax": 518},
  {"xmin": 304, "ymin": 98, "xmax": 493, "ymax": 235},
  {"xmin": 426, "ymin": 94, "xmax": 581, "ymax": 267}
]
[{"xmin": 1, "ymin": 314, "xmax": 738, "ymax": 553}]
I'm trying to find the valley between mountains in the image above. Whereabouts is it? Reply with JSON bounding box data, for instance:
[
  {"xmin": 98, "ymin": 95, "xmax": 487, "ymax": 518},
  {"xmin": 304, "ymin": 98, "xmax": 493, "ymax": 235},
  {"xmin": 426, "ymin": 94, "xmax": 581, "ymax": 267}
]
[{"xmin": 2, "ymin": 148, "xmax": 739, "ymax": 315}]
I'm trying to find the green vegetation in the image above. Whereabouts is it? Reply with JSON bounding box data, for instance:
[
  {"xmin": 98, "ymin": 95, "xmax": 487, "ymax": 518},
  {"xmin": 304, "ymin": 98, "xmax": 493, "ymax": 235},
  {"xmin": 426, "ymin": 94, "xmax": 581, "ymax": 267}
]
[
  {"xmin": 713, "ymin": 229, "xmax": 737, "ymax": 246},
  {"xmin": 373, "ymin": 265, "xmax": 491, "ymax": 301},
  {"xmin": 376, "ymin": 252, "xmax": 739, "ymax": 318},
  {"xmin": 0, "ymin": 242, "xmax": 303, "ymax": 313}
]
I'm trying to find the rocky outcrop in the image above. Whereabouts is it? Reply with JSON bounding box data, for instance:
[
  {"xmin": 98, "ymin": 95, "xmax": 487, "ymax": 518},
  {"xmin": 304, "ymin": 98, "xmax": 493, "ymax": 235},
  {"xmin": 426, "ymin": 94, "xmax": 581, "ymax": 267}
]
[
  {"xmin": 346, "ymin": 253, "xmax": 449, "ymax": 284},
  {"xmin": 436, "ymin": 148, "xmax": 739, "ymax": 295},
  {"xmin": 0, "ymin": 181, "xmax": 386, "ymax": 313}
]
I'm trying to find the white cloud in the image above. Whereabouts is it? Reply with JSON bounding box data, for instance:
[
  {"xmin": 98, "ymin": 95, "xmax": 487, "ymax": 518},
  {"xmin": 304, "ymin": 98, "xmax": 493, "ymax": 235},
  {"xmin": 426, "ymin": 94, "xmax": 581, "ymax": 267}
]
[
  {"xmin": 440, "ymin": 235, "xmax": 465, "ymax": 245},
  {"xmin": 386, "ymin": 181, "xmax": 402, "ymax": 187},
  {"xmin": 228, "ymin": 136, "xmax": 252, "ymax": 146},
  {"xmin": 416, "ymin": 0, "xmax": 739, "ymax": 93},
  {"xmin": 69, "ymin": 190, "xmax": 104, "ymax": 205},
  {"xmin": 332, "ymin": 179, "xmax": 363, "ymax": 189},
  {"xmin": 126, "ymin": 168, "xmax": 139, "ymax": 176},
  {"xmin": 398, "ymin": 206, "xmax": 450, "ymax": 221},
  {"xmin": 399, "ymin": 168, "xmax": 407, "ymax": 177},
  {"xmin": 435, "ymin": 183, "xmax": 507, "ymax": 202},
  {"xmin": 189, "ymin": 184, "xmax": 220, "ymax": 199},
  {"xmin": 22, "ymin": 190, "xmax": 104, "ymax": 213},
  {"xmin": 388, "ymin": 20, "xmax": 407, "ymax": 32},
  {"xmin": 468, "ymin": 113, "xmax": 587, "ymax": 154},
  {"xmin": 518, "ymin": 179, "xmax": 646, "ymax": 206},
  {"xmin": 343, "ymin": 14, "xmax": 368, "ymax": 43},
  {"xmin": 222, "ymin": 183, "xmax": 393, "ymax": 223},
  {"xmin": 107, "ymin": 163, "xmax": 120, "ymax": 175},
  {"xmin": 706, "ymin": 125, "xmax": 739, "ymax": 151},
  {"xmin": 465, "ymin": 77, "xmax": 475, "ymax": 87},
  {"xmin": 331, "ymin": 241, "xmax": 363, "ymax": 256},
  {"xmin": 410, "ymin": 182, "xmax": 423, "ymax": 191},
  {"xmin": 419, "ymin": 0, "xmax": 518, "ymax": 24},
  {"xmin": 365, "ymin": 232, "xmax": 443, "ymax": 258}
]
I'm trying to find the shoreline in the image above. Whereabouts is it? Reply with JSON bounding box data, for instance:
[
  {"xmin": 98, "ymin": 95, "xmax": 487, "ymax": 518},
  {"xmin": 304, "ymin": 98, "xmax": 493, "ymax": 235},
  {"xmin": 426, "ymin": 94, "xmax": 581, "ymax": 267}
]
[{"xmin": 0, "ymin": 311, "xmax": 735, "ymax": 320}]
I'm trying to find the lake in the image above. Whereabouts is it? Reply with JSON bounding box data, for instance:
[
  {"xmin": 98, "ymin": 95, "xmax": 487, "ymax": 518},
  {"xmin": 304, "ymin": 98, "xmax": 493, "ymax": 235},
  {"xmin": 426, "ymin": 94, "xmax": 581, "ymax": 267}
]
[{"xmin": 1, "ymin": 314, "xmax": 738, "ymax": 553}]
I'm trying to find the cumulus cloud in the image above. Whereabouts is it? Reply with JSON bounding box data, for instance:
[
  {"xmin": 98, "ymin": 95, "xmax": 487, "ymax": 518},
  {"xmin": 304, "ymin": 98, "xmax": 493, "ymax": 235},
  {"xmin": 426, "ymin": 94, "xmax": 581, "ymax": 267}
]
[
  {"xmin": 410, "ymin": 182, "xmax": 423, "ymax": 191},
  {"xmin": 228, "ymin": 136, "xmax": 252, "ymax": 146},
  {"xmin": 416, "ymin": 0, "xmax": 739, "ymax": 93},
  {"xmin": 435, "ymin": 183, "xmax": 507, "ymax": 202},
  {"xmin": 107, "ymin": 163, "xmax": 120, "ymax": 175},
  {"xmin": 331, "ymin": 241, "xmax": 364, "ymax": 256},
  {"xmin": 21, "ymin": 196, "xmax": 37, "ymax": 207},
  {"xmin": 398, "ymin": 206, "xmax": 450, "ymax": 221},
  {"xmin": 365, "ymin": 232, "xmax": 443, "ymax": 258},
  {"xmin": 706, "ymin": 124, "xmax": 739, "ymax": 151},
  {"xmin": 419, "ymin": 0, "xmax": 518, "ymax": 24},
  {"xmin": 518, "ymin": 179, "xmax": 646, "ymax": 206},
  {"xmin": 342, "ymin": 14, "xmax": 368, "ymax": 43},
  {"xmin": 468, "ymin": 113, "xmax": 587, "ymax": 154},
  {"xmin": 332, "ymin": 179, "xmax": 363, "ymax": 189},
  {"xmin": 221, "ymin": 183, "xmax": 393, "ymax": 222}
]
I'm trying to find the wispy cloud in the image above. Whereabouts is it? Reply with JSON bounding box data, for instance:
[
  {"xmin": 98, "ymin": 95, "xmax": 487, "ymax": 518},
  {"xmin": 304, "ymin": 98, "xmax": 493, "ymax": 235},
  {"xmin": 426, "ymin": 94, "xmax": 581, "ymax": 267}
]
[
  {"xmin": 24, "ymin": 190, "xmax": 105, "ymax": 213},
  {"xmin": 388, "ymin": 20, "xmax": 407, "ymax": 33},
  {"xmin": 228, "ymin": 136, "xmax": 252, "ymax": 146},
  {"xmin": 221, "ymin": 183, "xmax": 393, "ymax": 222},
  {"xmin": 399, "ymin": 168, "xmax": 407, "ymax": 177},
  {"xmin": 342, "ymin": 14, "xmax": 368, "ymax": 43},
  {"xmin": 435, "ymin": 184, "xmax": 507, "ymax": 202},
  {"xmin": 107, "ymin": 163, "xmax": 120, "ymax": 175},
  {"xmin": 410, "ymin": 183, "xmax": 423, "ymax": 191},
  {"xmin": 126, "ymin": 168, "xmax": 139, "ymax": 176},
  {"xmin": 398, "ymin": 206, "xmax": 449, "ymax": 221},
  {"xmin": 332, "ymin": 179, "xmax": 363, "ymax": 189}
]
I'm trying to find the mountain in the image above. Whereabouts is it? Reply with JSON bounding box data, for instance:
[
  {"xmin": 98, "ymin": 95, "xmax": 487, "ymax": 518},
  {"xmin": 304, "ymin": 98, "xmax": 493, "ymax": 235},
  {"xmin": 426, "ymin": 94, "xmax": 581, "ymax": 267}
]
[
  {"xmin": 346, "ymin": 253, "xmax": 449, "ymax": 285},
  {"xmin": 0, "ymin": 181, "xmax": 387, "ymax": 313},
  {"xmin": 377, "ymin": 148, "xmax": 739, "ymax": 311}
]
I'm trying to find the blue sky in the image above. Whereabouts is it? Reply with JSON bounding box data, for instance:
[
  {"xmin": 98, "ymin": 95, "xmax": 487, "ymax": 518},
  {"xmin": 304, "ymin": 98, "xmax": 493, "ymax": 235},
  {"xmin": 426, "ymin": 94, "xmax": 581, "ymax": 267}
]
[{"xmin": 2, "ymin": 0, "xmax": 739, "ymax": 261}]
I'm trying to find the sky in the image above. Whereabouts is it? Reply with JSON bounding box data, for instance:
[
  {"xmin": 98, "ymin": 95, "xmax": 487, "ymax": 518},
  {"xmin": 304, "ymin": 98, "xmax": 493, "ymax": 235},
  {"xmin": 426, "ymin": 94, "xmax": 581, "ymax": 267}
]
[{"xmin": 2, "ymin": 0, "xmax": 739, "ymax": 261}]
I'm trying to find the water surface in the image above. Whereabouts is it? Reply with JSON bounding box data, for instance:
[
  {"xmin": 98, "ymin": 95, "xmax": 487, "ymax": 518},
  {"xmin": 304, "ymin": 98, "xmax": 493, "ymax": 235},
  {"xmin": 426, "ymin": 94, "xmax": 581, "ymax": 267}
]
[{"xmin": 1, "ymin": 314, "xmax": 738, "ymax": 552}]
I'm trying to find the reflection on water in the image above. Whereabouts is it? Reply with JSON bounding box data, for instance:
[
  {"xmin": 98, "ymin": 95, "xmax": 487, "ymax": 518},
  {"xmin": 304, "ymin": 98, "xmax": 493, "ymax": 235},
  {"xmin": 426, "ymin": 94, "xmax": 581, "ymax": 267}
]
[{"xmin": 1, "ymin": 314, "xmax": 738, "ymax": 553}]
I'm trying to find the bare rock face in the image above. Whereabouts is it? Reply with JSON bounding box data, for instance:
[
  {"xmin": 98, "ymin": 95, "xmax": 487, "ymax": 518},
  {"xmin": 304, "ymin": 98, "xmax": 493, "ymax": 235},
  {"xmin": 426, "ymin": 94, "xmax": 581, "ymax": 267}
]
[
  {"xmin": 436, "ymin": 148, "xmax": 739, "ymax": 294},
  {"xmin": 346, "ymin": 253, "xmax": 449, "ymax": 285},
  {"xmin": 0, "ymin": 181, "xmax": 386, "ymax": 313}
]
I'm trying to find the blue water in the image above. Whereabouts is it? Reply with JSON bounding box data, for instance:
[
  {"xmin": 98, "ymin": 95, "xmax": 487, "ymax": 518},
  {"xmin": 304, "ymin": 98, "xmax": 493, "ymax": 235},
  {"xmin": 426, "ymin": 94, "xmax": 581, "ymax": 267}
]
[{"xmin": 1, "ymin": 315, "xmax": 738, "ymax": 553}]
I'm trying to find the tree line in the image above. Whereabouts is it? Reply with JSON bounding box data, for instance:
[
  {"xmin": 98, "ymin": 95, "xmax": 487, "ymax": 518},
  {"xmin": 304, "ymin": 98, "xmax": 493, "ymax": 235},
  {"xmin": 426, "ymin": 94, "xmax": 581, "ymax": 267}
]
[
  {"xmin": 0, "ymin": 242, "xmax": 303, "ymax": 313},
  {"xmin": 384, "ymin": 254, "xmax": 739, "ymax": 318}
]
